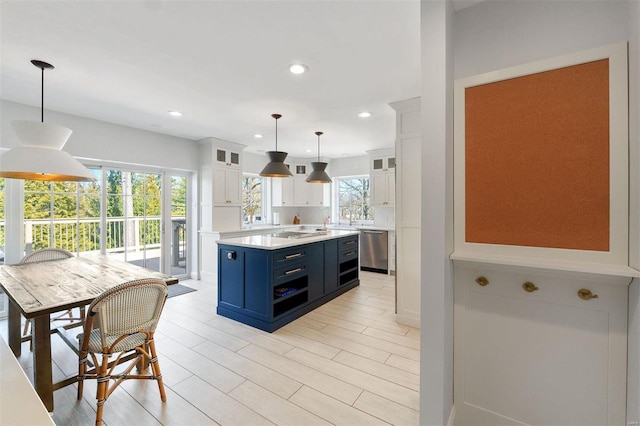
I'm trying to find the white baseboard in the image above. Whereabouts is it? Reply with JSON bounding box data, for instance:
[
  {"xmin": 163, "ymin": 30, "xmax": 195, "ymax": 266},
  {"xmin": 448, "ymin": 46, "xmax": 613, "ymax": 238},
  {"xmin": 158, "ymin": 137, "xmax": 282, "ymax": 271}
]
[
  {"xmin": 395, "ymin": 314, "xmax": 420, "ymax": 328},
  {"xmin": 447, "ymin": 405, "xmax": 456, "ymax": 426},
  {"xmin": 200, "ymin": 270, "xmax": 216, "ymax": 284}
]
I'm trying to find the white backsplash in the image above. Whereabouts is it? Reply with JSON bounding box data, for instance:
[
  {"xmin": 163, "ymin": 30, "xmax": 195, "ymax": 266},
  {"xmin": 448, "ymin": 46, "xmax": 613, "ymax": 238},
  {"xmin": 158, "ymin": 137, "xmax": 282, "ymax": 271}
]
[
  {"xmin": 374, "ymin": 206, "xmax": 395, "ymax": 228},
  {"xmin": 273, "ymin": 206, "xmax": 331, "ymax": 225}
]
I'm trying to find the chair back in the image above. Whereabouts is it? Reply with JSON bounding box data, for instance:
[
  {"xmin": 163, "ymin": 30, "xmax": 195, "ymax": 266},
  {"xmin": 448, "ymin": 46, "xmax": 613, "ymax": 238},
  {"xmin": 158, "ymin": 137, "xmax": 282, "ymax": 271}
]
[
  {"xmin": 21, "ymin": 248, "xmax": 73, "ymax": 263},
  {"xmin": 86, "ymin": 278, "xmax": 168, "ymax": 348}
]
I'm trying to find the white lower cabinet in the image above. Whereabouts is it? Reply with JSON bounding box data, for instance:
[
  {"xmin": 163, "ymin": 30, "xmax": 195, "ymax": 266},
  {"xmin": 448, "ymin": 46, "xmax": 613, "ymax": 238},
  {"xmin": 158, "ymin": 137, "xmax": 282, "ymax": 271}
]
[{"xmin": 454, "ymin": 263, "xmax": 628, "ymax": 426}]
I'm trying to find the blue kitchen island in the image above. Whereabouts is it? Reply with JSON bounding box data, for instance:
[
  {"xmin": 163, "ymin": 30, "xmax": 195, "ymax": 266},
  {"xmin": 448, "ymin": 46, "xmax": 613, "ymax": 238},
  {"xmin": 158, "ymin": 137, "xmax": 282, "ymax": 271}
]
[{"xmin": 216, "ymin": 229, "xmax": 359, "ymax": 332}]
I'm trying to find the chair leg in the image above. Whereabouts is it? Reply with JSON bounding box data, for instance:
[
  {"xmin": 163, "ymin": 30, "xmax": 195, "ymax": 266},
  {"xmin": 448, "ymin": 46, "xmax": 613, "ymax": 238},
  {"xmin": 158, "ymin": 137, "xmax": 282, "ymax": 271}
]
[
  {"xmin": 77, "ymin": 350, "xmax": 88, "ymax": 400},
  {"xmin": 148, "ymin": 339, "xmax": 166, "ymax": 402},
  {"xmin": 95, "ymin": 354, "xmax": 110, "ymax": 426}
]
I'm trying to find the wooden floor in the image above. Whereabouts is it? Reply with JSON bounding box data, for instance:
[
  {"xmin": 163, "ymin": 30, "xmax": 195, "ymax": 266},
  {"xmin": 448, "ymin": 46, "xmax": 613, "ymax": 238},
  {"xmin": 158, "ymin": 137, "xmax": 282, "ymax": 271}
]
[{"xmin": 1, "ymin": 271, "xmax": 420, "ymax": 425}]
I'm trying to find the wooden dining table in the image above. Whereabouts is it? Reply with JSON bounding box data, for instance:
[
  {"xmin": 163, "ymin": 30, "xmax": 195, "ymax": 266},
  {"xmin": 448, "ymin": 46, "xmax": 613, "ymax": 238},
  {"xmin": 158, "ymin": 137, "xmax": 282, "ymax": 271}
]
[{"xmin": 0, "ymin": 254, "xmax": 178, "ymax": 411}]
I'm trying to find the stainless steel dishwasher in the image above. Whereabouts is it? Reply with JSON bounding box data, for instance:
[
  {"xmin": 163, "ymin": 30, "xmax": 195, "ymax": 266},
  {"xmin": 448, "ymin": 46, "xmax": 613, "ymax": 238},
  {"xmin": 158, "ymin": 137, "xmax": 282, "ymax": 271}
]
[{"xmin": 359, "ymin": 229, "xmax": 388, "ymax": 273}]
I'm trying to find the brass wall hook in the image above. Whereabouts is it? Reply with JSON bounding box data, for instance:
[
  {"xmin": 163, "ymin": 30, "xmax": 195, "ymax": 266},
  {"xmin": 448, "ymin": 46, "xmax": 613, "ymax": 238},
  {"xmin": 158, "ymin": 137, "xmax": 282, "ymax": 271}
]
[
  {"xmin": 475, "ymin": 276, "xmax": 489, "ymax": 286},
  {"xmin": 578, "ymin": 289, "xmax": 599, "ymax": 300}
]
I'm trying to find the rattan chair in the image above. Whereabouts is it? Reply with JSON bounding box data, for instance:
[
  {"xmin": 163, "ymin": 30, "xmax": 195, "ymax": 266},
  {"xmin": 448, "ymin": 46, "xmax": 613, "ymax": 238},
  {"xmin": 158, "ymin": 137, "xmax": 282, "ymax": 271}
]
[
  {"xmin": 77, "ymin": 278, "xmax": 168, "ymax": 426},
  {"xmin": 20, "ymin": 248, "xmax": 80, "ymax": 340}
]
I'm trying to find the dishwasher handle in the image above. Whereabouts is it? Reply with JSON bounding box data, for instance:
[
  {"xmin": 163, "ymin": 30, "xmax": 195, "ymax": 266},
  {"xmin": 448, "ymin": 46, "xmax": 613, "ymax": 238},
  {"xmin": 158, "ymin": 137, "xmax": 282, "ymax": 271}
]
[{"xmin": 362, "ymin": 230, "xmax": 384, "ymax": 234}]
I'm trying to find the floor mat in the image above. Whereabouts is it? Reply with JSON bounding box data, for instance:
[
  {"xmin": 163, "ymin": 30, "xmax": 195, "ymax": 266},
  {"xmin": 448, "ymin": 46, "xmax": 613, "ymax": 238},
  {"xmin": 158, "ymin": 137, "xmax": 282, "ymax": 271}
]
[{"xmin": 167, "ymin": 283, "xmax": 197, "ymax": 298}]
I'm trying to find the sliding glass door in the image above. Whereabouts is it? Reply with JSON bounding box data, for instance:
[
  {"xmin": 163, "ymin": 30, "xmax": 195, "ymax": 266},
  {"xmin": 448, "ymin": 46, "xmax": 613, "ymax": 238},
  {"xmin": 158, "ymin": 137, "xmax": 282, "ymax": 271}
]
[
  {"xmin": 169, "ymin": 175, "xmax": 188, "ymax": 277},
  {"xmin": 105, "ymin": 169, "xmax": 162, "ymax": 272}
]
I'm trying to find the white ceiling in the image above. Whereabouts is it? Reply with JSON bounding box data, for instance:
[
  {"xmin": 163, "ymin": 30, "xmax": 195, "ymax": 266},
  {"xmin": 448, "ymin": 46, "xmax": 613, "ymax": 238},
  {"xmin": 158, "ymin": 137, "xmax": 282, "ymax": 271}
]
[{"xmin": 0, "ymin": 0, "xmax": 427, "ymax": 160}]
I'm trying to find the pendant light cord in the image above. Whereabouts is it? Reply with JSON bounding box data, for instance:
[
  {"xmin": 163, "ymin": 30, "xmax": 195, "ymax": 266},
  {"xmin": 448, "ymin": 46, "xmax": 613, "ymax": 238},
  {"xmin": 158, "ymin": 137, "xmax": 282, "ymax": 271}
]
[
  {"xmin": 315, "ymin": 131, "xmax": 323, "ymax": 162},
  {"xmin": 271, "ymin": 113, "xmax": 282, "ymax": 152},
  {"xmin": 31, "ymin": 60, "xmax": 54, "ymax": 123},
  {"xmin": 40, "ymin": 64, "xmax": 44, "ymax": 123}
]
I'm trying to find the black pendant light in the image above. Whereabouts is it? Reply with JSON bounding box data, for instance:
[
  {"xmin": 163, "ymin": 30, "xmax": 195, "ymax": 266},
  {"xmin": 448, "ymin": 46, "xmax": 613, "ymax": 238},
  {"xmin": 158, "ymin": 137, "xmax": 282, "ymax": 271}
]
[
  {"xmin": 0, "ymin": 60, "xmax": 95, "ymax": 182},
  {"xmin": 306, "ymin": 131, "xmax": 332, "ymax": 183},
  {"xmin": 259, "ymin": 113, "xmax": 293, "ymax": 177}
]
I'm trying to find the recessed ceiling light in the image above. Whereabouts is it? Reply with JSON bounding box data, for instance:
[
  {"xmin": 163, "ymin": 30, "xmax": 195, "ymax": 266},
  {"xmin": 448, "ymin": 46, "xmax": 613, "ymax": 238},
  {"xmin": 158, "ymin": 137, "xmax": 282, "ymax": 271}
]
[
  {"xmin": 168, "ymin": 110, "xmax": 183, "ymax": 117},
  {"xmin": 305, "ymin": 149, "xmax": 312, "ymax": 153},
  {"xmin": 358, "ymin": 112, "xmax": 372, "ymax": 118},
  {"xmin": 289, "ymin": 63, "xmax": 308, "ymax": 74},
  {"xmin": 253, "ymin": 133, "xmax": 263, "ymax": 139}
]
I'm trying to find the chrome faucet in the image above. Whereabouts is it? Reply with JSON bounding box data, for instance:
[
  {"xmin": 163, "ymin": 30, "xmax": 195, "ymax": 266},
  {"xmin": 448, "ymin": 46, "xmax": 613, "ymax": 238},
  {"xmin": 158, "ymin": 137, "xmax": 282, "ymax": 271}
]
[{"xmin": 341, "ymin": 208, "xmax": 353, "ymax": 226}]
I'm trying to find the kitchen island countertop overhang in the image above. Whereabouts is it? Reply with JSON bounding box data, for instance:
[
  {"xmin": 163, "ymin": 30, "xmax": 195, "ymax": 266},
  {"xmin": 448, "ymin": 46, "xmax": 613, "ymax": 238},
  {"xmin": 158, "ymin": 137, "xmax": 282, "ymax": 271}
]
[{"xmin": 215, "ymin": 229, "xmax": 360, "ymax": 250}]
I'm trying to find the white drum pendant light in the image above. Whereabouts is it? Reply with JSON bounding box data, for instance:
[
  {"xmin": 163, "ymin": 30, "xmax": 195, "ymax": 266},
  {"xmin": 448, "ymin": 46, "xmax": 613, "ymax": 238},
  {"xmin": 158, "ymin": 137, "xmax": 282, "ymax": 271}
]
[
  {"xmin": 306, "ymin": 131, "xmax": 331, "ymax": 183},
  {"xmin": 260, "ymin": 113, "xmax": 293, "ymax": 177},
  {"xmin": 0, "ymin": 60, "xmax": 95, "ymax": 182}
]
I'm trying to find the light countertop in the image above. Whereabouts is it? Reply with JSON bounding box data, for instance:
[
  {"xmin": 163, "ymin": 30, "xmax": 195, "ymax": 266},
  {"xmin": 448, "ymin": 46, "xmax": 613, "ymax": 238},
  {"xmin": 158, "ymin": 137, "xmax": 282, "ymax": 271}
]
[
  {"xmin": 216, "ymin": 229, "xmax": 359, "ymax": 250},
  {"xmin": 201, "ymin": 223, "xmax": 394, "ymax": 237},
  {"xmin": 1, "ymin": 336, "xmax": 55, "ymax": 425}
]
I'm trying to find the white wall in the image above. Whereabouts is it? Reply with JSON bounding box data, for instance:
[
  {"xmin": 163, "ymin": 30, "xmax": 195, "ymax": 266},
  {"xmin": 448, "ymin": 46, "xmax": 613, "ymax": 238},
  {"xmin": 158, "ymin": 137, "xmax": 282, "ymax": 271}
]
[
  {"xmin": 327, "ymin": 155, "xmax": 369, "ymax": 177},
  {"xmin": 1, "ymin": 100, "xmax": 199, "ymax": 171},
  {"xmin": 627, "ymin": 0, "xmax": 640, "ymax": 422},
  {"xmin": 449, "ymin": 0, "xmax": 639, "ymax": 423},
  {"xmin": 243, "ymin": 151, "xmax": 268, "ymax": 175},
  {"xmin": 420, "ymin": 0, "xmax": 454, "ymax": 424},
  {"xmin": 453, "ymin": 1, "xmax": 631, "ymax": 80}
]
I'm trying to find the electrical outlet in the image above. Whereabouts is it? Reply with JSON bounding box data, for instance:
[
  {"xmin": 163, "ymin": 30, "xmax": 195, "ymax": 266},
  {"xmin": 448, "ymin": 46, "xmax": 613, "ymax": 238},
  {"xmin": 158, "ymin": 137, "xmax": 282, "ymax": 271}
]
[{"xmin": 627, "ymin": 421, "xmax": 639, "ymax": 426}]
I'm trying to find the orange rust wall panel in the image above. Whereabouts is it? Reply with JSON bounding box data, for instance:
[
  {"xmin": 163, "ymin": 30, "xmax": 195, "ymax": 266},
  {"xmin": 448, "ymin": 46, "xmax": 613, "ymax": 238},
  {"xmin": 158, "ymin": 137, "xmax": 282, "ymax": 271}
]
[{"xmin": 465, "ymin": 59, "xmax": 610, "ymax": 251}]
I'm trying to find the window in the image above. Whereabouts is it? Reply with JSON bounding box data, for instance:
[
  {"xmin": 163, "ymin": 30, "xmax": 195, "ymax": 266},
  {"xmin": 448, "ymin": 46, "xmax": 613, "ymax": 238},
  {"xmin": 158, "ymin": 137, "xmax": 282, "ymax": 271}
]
[
  {"xmin": 242, "ymin": 175, "xmax": 264, "ymax": 224},
  {"xmin": 335, "ymin": 177, "xmax": 374, "ymax": 223},
  {"xmin": 23, "ymin": 170, "xmax": 101, "ymax": 255}
]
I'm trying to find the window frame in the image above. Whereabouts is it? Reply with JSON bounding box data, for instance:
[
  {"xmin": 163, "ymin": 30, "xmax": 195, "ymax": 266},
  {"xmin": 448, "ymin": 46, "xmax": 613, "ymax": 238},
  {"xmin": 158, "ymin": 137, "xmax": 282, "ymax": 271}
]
[
  {"xmin": 332, "ymin": 175, "xmax": 374, "ymax": 225},
  {"xmin": 241, "ymin": 174, "xmax": 269, "ymax": 225}
]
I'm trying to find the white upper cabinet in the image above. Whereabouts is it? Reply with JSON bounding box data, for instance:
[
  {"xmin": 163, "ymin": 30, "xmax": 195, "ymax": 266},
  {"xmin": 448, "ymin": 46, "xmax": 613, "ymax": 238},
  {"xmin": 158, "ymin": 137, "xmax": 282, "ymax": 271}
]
[
  {"xmin": 215, "ymin": 147, "xmax": 241, "ymax": 168},
  {"xmin": 272, "ymin": 162, "xmax": 329, "ymax": 207},
  {"xmin": 368, "ymin": 148, "xmax": 395, "ymax": 206},
  {"xmin": 370, "ymin": 153, "xmax": 396, "ymax": 174},
  {"xmin": 371, "ymin": 172, "xmax": 395, "ymax": 206},
  {"xmin": 198, "ymin": 138, "xmax": 246, "ymax": 232},
  {"xmin": 209, "ymin": 139, "xmax": 244, "ymax": 206},
  {"xmin": 213, "ymin": 167, "xmax": 241, "ymax": 205}
]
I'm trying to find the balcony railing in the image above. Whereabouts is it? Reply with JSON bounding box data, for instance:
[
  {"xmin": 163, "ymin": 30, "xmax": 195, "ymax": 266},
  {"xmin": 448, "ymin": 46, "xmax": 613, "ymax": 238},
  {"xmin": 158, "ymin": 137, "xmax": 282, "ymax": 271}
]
[
  {"xmin": 0, "ymin": 216, "xmax": 186, "ymax": 268},
  {"xmin": 23, "ymin": 216, "xmax": 163, "ymax": 254}
]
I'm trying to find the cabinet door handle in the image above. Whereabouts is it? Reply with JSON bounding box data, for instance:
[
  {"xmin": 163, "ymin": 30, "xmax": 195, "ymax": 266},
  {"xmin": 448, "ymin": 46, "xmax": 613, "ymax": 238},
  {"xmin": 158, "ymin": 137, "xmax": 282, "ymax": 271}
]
[
  {"xmin": 344, "ymin": 251, "xmax": 356, "ymax": 257},
  {"xmin": 522, "ymin": 282, "xmax": 539, "ymax": 292},
  {"xmin": 285, "ymin": 267, "xmax": 303, "ymax": 275},
  {"xmin": 285, "ymin": 253, "xmax": 303, "ymax": 259},
  {"xmin": 344, "ymin": 241, "xmax": 356, "ymax": 245}
]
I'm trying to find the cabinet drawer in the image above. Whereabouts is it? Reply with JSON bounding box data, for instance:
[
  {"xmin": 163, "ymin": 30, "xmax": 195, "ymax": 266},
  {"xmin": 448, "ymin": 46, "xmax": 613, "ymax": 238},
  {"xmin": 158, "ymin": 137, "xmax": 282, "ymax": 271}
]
[
  {"xmin": 339, "ymin": 248, "xmax": 358, "ymax": 263},
  {"xmin": 274, "ymin": 263, "xmax": 308, "ymax": 284},
  {"xmin": 273, "ymin": 247, "xmax": 307, "ymax": 266},
  {"xmin": 339, "ymin": 236, "xmax": 358, "ymax": 251}
]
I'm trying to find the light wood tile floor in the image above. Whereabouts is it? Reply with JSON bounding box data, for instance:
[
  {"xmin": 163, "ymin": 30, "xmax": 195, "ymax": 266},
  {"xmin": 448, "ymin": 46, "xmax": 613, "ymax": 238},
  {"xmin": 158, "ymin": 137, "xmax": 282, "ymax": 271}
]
[{"xmin": 1, "ymin": 271, "xmax": 420, "ymax": 425}]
